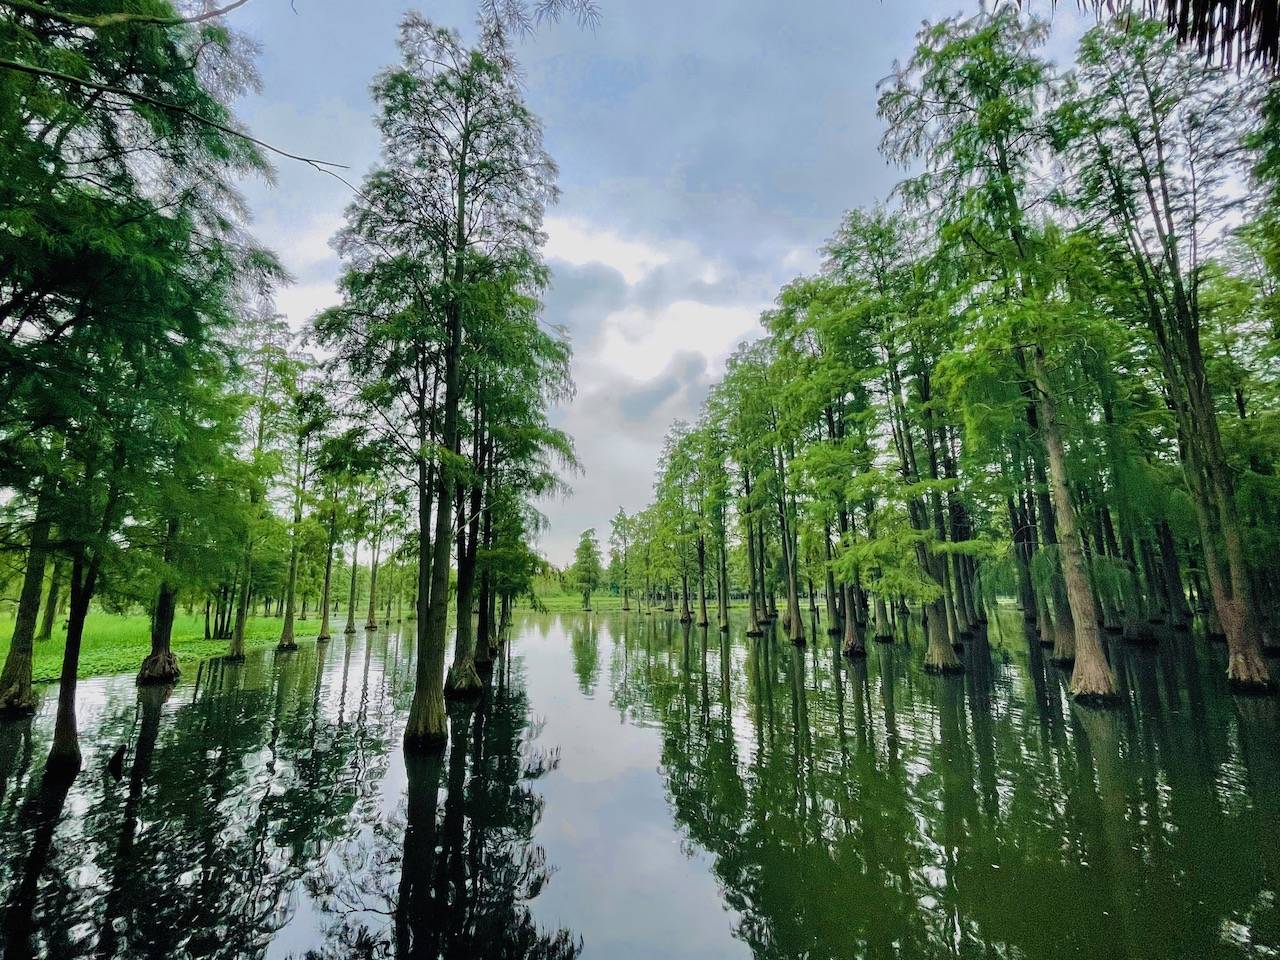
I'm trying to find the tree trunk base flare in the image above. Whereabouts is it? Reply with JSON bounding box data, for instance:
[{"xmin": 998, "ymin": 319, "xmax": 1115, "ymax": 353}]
[
  {"xmin": 746, "ymin": 627, "xmax": 764, "ymax": 637},
  {"xmin": 1051, "ymin": 651, "xmax": 1076, "ymax": 667},
  {"xmin": 223, "ymin": 653, "xmax": 246, "ymax": 664},
  {"xmin": 0, "ymin": 654, "xmax": 36, "ymax": 717},
  {"xmin": 843, "ymin": 639, "xmax": 867, "ymax": 658},
  {"xmin": 317, "ymin": 633, "xmax": 331, "ymax": 643},
  {"xmin": 444, "ymin": 658, "xmax": 484, "ymax": 699},
  {"xmin": 137, "ymin": 651, "xmax": 180, "ymax": 686},
  {"xmin": 1173, "ymin": 621, "xmax": 1191, "ymax": 633},
  {"xmin": 45, "ymin": 745, "xmax": 82, "ymax": 780},
  {"xmin": 1227, "ymin": 650, "xmax": 1275, "ymax": 693},
  {"xmin": 366, "ymin": 624, "xmax": 379, "ymax": 633},
  {"xmin": 1103, "ymin": 624, "xmax": 1125, "ymax": 635},
  {"xmin": 277, "ymin": 641, "xmax": 299, "ymax": 652},
  {"xmin": 720, "ymin": 622, "xmax": 730, "ymax": 632},
  {"xmin": 697, "ymin": 618, "xmax": 709, "ymax": 627},
  {"xmin": 1069, "ymin": 657, "xmax": 1119, "ymax": 704},
  {"xmin": 344, "ymin": 625, "xmax": 357, "ymax": 635},
  {"xmin": 403, "ymin": 697, "xmax": 448, "ymax": 753},
  {"xmin": 924, "ymin": 643, "xmax": 963, "ymax": 674}
]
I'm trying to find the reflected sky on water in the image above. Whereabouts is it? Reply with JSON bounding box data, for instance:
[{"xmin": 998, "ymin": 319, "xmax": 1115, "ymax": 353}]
[{"xmin": 0, "ymin": 610, "xmax": 1278, "ymax": 959}]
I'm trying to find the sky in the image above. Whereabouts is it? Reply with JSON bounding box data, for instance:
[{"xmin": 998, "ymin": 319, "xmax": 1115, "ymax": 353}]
[{"xmin": 225, "ymin": 0, "xmax": 1087, "ymax": 566}]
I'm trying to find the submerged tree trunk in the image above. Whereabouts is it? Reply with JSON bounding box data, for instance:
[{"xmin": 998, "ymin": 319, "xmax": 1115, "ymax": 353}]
[
  {"xmin": 1031, "ymin": 349, "xmax": 1116, "ymax": 703},
  {"xmin": 842, "ymin": 583, "xmax": 865, "ymax": 658},
  {"xmin": 139, "ymin": 518, "xmax": 181, "ymax": 684},
  {"xmin": 229, "ymin": 540, "xmax": 252, "ymax": 661},
  {"xmin": 344, "ymin": 540, "xmax": 360, "ymax": 635},
  {"xmin": 447, "ymin": 470, "xmax": 484, "ymax": 697},
  {"xmin": 717, "ymin": 536, "xmax": 731, "ymax": 632},
  {"xmin": 744, "ymin": 514, "xmax": 763, "ymax": 637},
  {"xmin": 696, "ymin": 537, "xmax": 710, "ymax": 627},
  {"xmin": 407, "ymin": 297, "xmax": 458, "ymax": 750},
  {"xmin": 317, "ymin": 508, "xmax": 337, "ymax": 643},
  {"xmin": 279, "ymin": 457, "xmax": 304, "ymax": 651},
  {"xmin": 0, "ymin": 486, "xmax": 54, "ymax": 716},
  {"xmin": 365, "ymin": 516, "xmax": 382, "ymax": 632}
]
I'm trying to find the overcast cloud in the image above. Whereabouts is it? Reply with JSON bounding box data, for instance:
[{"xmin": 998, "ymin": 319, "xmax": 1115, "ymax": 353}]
[{"xmin": 227, "ymin": 0, "xmax": 1086, "ymax": 565}]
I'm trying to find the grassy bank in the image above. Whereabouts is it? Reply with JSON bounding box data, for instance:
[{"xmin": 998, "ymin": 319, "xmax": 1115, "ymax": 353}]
[{"xmin": 0, "ymin": 612, "xmax": 326, "ymax": 683}]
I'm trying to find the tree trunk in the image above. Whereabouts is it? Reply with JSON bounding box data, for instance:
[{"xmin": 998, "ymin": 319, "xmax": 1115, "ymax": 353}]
[
  {"xmin": 696, "ymin": 537, "xmax": 710, "ymax": 627},
  {"xmin": 139, "ymin": 517, "xmax": 181, "ymax": 684},
  {"xmin": 842, "ymin": 583, "xmax": 865, "ymax": 658},
  {"xmin": 1031, "ymin": 349, "xmax": 1116, "ymax": 702},
  {"xmin": 447, "ymin": 472, "xmax": 484, "ymax": 697},
  {"xmin": 228, "ymin": 540, "xmax": 252, "ymax": 661},
  {"xmin": 0, "ymin": 487, "xmax": 54, "ymax": 716},
  {"xmin": 1157, "ymin": 520, "xmax": 1190, "ymax": 630},
  {"xmin": 717, "ymin": 535, "xmax": 730, "ymax": 632},
  {"xmin": 36, "ymin": 559, "xmax": 63, "ymax": 642},
  {"xmin": 317, "ymin": 510, "xmax": 337, "ymax": 643},
  {"xmin": 48, "ymin": 551, "xmax": 95, "ymax": 774},
  {"xmin": 365, "ymin": 520, "xmax": 381, "ymax": 632},
  {"xmin": 278, "ymin": 449, "xmax": 304, "ymax": 651},
  {"xmin": 344, "ymin": 540, "xmax": 360, "ymax": 635},
  {"xmin": 744, "ymin": 515, "xmax": 763, "ymax": 637}
]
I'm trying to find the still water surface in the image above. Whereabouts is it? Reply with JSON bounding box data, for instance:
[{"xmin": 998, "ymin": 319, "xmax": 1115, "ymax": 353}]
[{"xmin": 0, "ymin": 612, "xmax": 1278, "ymax": 959}]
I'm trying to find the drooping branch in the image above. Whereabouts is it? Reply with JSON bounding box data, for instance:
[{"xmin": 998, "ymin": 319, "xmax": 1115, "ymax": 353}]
[
  {"xmin": 1033, "ymin": 0, "xmax": 1280, "ymax": 70},
  {"xmin": 0, "ymin": 0, "xmax": 254, "ymax": 28},
  {"xmin": 0, "ymin": 58, "xmax": 348, "ymax": 172}
]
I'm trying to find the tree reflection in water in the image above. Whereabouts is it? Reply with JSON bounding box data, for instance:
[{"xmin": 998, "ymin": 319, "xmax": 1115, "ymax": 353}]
[
  {"xmin": 304, "ymin": 647, "xmax": 578, "ymax": 960},
  {"xmin": 605, "ymin": 610, "xmax": 1280, "ymax": 960},
  {"xmin": 0, "ymin": 631, "xmax": 576, "ymax": 960}
]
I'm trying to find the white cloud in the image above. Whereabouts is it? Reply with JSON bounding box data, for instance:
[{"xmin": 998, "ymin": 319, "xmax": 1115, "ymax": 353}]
[
  {"xmin": 595, "ymin": 300, "xmax": 760, "ymax": 382},
  {"xmin": 544, "ymin": 216, "xmax": 673, "ymax": 285},
  {"xmin": 275, "ymin": 280, "xmax": 338, "ymax": 332}
]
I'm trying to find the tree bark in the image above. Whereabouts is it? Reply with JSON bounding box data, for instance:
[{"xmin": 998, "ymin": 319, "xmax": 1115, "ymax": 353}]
[
  {"xmin": 317, "ymin": 507, "xmax": 337, "ymax": 642},
  {"xmin": 1031, "ymin": 349, "xmax": 1116, "ymax": 702},
  {"xmin": 138, "ymin": 517, "xmax": 181, "ymax": 684},
  {"xmin": 0, "ymin": 485, "xmax": 54, "ymax": 715},
  {"xmin": 36, "ymin": 559, "xmax": 63, "ymax": 642}
]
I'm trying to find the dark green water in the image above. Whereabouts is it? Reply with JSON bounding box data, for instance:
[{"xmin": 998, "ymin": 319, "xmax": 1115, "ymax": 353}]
[{"xmin": 0, "ymin": 611, "xmax": 1278, "ymax": 959}]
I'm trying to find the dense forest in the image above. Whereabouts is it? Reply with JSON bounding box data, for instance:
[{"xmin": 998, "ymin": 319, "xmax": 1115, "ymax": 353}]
[
  {"xmin": 0, "ymin": 0, "xmax": 586, "ymax": 771},
  {"xmin": 0, "ymin": 0, "xmax": 1277, "ymax": 777},
  {"xmin": 610, "ymin": 11, "xmax": 1280, "ymax": 704},
  {"xmin": 0, "ymin": 1, "xmax": 1279, "ymax": 958}
]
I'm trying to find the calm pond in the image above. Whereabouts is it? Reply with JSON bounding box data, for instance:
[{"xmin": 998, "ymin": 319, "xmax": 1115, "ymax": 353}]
[{"xmin": 0, "ymin": 611, "xmax": 1278, "ymax": 959}]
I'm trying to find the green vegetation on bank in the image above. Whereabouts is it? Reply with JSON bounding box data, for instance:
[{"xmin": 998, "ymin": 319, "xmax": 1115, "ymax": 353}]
[{"xmin": 0, "ymin": 613, "xmax": 326, "ymax": 683}]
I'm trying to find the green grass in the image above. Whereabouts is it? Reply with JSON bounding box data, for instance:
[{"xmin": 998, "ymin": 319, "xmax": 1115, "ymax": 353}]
[
  {"xmin": 0, "ymin": 611, "xmax": 326, "ymax": 683},
  {"xmin": 519, "ymin": 587, "xmax": 629, "ymax": 614}
]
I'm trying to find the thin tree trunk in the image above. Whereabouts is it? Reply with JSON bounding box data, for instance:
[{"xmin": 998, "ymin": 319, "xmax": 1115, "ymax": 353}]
[
  {"xmin": 317, "ymin": 509, "xmax": 337, "ymax": 642},
  {"xmin": 36, "ymin": 559, "xmax": 63, "ymax": 642},
  {"xmin": 138, "ymin": 517, "xmax": 181, "ymax": 684},
  {"xmin": 0, "ymin": 485, "xmax": 54, "ymax": 715},
  {"xmin": 344, "ymin": 540, "xmax": 360, "ymax": 635}
]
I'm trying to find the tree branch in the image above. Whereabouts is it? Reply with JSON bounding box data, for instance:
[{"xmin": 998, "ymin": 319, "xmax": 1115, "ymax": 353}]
[
  {"xmin": 0, "ymin": 57, "xmax": 348, "ymax": 171},
  {"xmin": 0, "ymin": 0, "xmax": 254, "ymax": 29}
]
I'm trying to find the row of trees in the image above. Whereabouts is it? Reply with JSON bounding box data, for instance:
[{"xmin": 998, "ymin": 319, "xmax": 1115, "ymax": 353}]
[
  {"xmin": 614, "ymin": 12, "xmax": 1280, "ymax": 705},
  {"xmin": 0, "ymin": 2, "xmax": 578, "ymax": 770}
]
